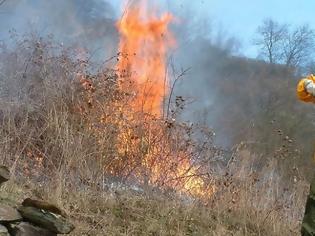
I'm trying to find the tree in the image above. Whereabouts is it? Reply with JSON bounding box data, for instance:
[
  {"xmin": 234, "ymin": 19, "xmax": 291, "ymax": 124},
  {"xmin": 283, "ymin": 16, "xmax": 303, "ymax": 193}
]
[
  {"xmin": 254, "ymin": 19, "xmax": 287, "ymax": 64},
  {"xmin": 283, "ymin": 25, "xmax": 314, "ymax": 68},
  {"xmin": 255, "ymin": 19, "xmax": 315, "ymax": 71}
]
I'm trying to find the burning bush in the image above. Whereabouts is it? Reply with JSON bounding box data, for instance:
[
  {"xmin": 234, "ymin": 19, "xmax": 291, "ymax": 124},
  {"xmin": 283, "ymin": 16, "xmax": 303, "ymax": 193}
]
[
  {"xmin": 0, "ymin": 3, "xmax": 307, "ymax": 235},
  {"xmin": 0, "ymin": 32, "xmax": 218, "ymax": 198}
]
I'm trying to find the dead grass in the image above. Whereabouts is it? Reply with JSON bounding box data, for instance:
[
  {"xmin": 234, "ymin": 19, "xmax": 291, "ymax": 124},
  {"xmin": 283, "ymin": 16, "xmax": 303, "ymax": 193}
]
[
  {"xmin": 0, "ymin": 176, "xmax": 302, "ymax": 236},
  {"xmin": 0, "ymin": 35, "xmax": 308, "ymax": 235}
]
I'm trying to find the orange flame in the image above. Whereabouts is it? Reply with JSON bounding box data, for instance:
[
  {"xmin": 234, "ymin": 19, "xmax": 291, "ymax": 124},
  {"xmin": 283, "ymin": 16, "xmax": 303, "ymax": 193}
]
[
  {"xmin": 116, "ymin": 0, "xmax": 175, "ymax": 115},
  {"xmin": 115, "ymin": 1, "xmax": 214, "ymax": 198}
]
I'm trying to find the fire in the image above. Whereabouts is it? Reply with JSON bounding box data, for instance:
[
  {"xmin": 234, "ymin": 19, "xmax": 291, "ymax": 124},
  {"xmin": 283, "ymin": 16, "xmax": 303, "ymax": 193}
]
[
  {"xmin": 114, "ymin": 0, "xmax": 214, "ymax": 197},
  {"xmin": 117, "ymin": 0, "xmax": 175, "ymax": 115}
]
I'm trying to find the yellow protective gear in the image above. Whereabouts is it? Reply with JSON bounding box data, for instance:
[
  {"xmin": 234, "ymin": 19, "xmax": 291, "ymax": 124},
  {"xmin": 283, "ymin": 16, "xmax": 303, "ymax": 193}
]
[
  {"xmin": 297, "ymin": 74, "xmax": 315, "ymax": 103},
  {"xmin": 298, "ymin": 74, "xmax": 315, "ymax": 235}
]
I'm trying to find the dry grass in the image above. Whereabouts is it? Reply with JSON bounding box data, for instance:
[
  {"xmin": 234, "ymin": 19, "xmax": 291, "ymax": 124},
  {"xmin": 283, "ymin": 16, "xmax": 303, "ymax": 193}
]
[
  {"xmin": 0, "ymin": 35, "xmax": 308, "ymax": 235},
  {"xmin": 0, "ymin": 165, "xmax": 305, "ymax": 236}
]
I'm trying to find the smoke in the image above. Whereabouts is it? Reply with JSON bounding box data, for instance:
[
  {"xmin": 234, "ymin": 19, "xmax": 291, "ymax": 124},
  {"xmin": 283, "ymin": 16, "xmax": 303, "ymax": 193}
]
[
  {"xmin": 0, "ymin": 0, "xmax": 238, "ymax": 146},
  {"xmin": 0, "ymin": 0, "xmax": 283, "ymax": 150},
  {"xmin": 153, "ymin": 1, "xmax": 242, "ymax": 147},
  {"xmin": 0, "ymin": 0, "xmax": 119, "ymax": 60}
]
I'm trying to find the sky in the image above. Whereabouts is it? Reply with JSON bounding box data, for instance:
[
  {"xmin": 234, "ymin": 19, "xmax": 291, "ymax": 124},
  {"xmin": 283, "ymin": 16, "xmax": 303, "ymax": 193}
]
[
  {"xmin": 108, "ymin": 0, "xmax": 315, "ymax": 57},
  {"xmin": 1, "ymin": 0, "xmax": 315, "ymax": 57},
  {"xmin": 200, "ymin": 0, "xmax": 315, "ymax": 56}
]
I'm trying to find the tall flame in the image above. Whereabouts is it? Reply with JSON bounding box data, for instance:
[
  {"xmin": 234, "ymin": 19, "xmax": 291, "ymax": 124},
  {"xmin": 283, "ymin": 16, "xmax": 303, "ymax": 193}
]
[
  {"xmin": 115, "ymin": 1, "xmax": 214, "ymax": 197},
  {"xmin": 116, "ymin": 0, "xmax": 175, "ymax": 115}
]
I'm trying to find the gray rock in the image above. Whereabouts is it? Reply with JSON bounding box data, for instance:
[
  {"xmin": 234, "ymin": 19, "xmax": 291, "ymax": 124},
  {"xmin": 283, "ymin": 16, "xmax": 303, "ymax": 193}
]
[
  {"xmin": 0, "ymin": 204, "xmax": 22, "ymax": 222},
  {"xmin": 0, "ymin": 166, "xmax": 9, "ymax": 186},
  {"xmin": 22, "ymin": 198, "xmax": 66, "ymax": 217},
  {"xmin": 0, "ymin": 224, "xmax": 9, "ymax": 236},
  {"xmin": 11, "ymin": 222, "xmax": 56, "ymax": 236},
  {"xmin": 18, "ymin": 206, "xmax": 74, "ymax": 234}
]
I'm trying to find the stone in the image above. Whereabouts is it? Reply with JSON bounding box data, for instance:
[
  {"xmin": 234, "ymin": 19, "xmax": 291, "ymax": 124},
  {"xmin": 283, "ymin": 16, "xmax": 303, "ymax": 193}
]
[
  {"xmin": 0, "ymin": 204, "xmax": 22, "ymax": 222},
  {"xmin": 0, "ymin": 224, "xmax": 9, "ymax": 236},
  {"xmin": 0, "ymin": 166, "xmax": 10, "ymax": 186},
  {"xmin": 22, "ymin": 198, "xmax": 66, "ymax": 217},
  {"xmin": 11, "ymin": 222, "xmax": 56, "ymax": 236},
  {"xmin": 18, "ymin": 206, "xmax": 74, "ymax": 234}
]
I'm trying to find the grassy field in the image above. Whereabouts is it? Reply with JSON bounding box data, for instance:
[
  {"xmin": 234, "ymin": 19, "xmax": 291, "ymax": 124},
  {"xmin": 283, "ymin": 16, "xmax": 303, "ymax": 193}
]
[
  {"xmin": 0, "ymin": 179, "xmax": 301, "ymax": 236},
  {"xmin": 0, "ymin": 35, "xmax": 309, "ymax": 236}
]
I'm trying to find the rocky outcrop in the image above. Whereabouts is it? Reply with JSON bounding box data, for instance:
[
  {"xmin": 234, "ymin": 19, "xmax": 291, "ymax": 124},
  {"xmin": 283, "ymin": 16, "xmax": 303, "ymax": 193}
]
[
  {"xmin": 0, "ymin": 224, "xmax": 9, "ymax": 236},
  {"xmin": 0, "ymin": 166, "xmax": 75, "ymax": 235},
  {"xmin": 10, "ymin": 222, "xmax": 57, "ymax": 236},
  {"xmin": 0, "ymin": 166, "xmax": 10, "ymax": 186},
  {"xmin": 21, "ymin": 199, "xmax": 67, "ymax": 218},
  {"xmin": 18, "ymin": 206, "xmax": 74, "ymax": 234},
  {"xmin": 0, "ymin": 205, "xmax": 22, "ymax": 223}
]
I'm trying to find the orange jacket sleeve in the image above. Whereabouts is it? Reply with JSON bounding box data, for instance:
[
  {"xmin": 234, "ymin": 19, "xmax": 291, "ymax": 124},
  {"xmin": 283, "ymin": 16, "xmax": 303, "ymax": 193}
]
[{"xmin": 297, "ymin": 75, "xmax": 315, "ymax": 103}]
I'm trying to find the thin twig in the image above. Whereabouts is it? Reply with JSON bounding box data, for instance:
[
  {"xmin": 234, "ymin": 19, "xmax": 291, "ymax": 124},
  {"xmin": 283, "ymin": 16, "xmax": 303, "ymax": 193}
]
[{"xmin": 166, "ymin": 65, "xmax": 191, "ymax": 119}]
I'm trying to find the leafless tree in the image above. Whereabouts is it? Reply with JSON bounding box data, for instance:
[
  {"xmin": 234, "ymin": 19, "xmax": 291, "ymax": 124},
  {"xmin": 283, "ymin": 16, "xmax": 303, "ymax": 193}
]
[
  {"xmin": 0, "ymin": 0, "xmax": 6, "ymax": 6},
  {"xmin": 254, "ymin": 18, "xmax": 287, "ymax": 64},
  {"xmin": 255, "ymin": 19, "xmax": 315, "ymax": 71},
  {"xmin": 283, "ymin": 25, "xmax": 315, "ymax": 68}
]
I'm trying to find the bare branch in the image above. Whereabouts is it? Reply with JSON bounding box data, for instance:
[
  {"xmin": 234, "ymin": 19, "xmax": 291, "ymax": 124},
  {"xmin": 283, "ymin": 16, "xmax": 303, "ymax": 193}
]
[
  {"xmin": 254, "ymin": 18, "xmax": 288, "ymax": 64},
  {"xmin": 166, "ymin": 62, "xmax": 191, "ymax": 119},
  {"xmin": 254, "ymin": 19, "xmax": 315, "ymax": 71},
  {"xmin": 283, "ymin": 24, "xmax": 315, "ymax": 68}
]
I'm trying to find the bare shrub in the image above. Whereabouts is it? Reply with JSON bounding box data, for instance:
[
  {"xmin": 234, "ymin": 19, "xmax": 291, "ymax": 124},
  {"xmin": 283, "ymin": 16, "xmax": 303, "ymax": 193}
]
[
  {"xmin": 0, "ymin": 34, "xmax": 307, "ymax": 235},
  {"xmin": 0, "ymin": 34, "xmax": 217, "ymax": 197}
]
